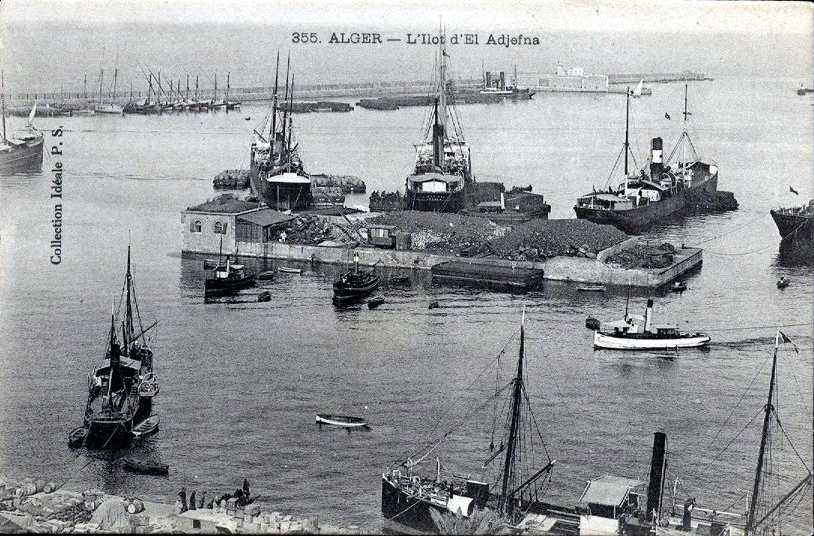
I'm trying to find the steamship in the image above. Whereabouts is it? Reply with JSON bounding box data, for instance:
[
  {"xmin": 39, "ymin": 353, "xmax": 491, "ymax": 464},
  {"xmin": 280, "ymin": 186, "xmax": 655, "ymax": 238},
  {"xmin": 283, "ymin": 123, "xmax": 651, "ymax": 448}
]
[
  {"xmin": 574, "ymin": 84, "xmax": 718, "ymax": 233},
  {"xmin": 404, "ymin": 29, "xmax": 473, "ymax": 213}
]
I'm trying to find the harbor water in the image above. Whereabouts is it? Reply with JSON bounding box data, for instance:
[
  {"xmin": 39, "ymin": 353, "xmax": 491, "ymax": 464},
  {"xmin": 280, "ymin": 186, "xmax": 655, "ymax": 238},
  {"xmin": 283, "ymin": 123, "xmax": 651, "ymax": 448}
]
[{"xmin": 0, "ymin": 75, "xmax": 812, "ymax": 532}]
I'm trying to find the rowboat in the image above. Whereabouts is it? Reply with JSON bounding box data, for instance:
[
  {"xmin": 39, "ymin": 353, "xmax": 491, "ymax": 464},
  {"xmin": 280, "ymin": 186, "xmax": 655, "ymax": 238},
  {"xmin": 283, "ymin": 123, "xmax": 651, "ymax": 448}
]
[
  {"xmin": 315, "ymin": 413, "xmax": 369, "ymax": 429},
  {"xmin": 278, "ymin": 267, "xmax": 302, "ymax": 274},
  {"xmin": 257, "ymin": 270, "xmax": 276, "ymax": 280},
  {"xmin": 367, "ymin": 295, "xmax": 385, "ymax": 309},
  {"xmin": 67, "ymin": 427, "xmax": 87, "ymax": 449},
  {"xmin": 121, "ymin": 457, "xmax": 169, "ymax": 476},
  {"xmin": 132, "ymin": 415, "xmax": 160, "ymax": 438},
  {"xmin": 777, "ymin": 277, "xmax": 790, "ymax": 289},
  {"xmin": 671, "ymin": 281, "xmax": 687, "ymax": 292},
  {"xmin": 577, "ymin": 284, "xmax": 606, "ymax": 292}
]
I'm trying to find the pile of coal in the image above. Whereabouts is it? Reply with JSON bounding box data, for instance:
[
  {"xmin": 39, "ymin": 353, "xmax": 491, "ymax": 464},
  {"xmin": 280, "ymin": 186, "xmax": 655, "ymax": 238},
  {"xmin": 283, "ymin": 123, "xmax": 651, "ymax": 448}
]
[
  {"xmin": 369, "ymin": 191, "xmax": 404, "ymax": 212},
  {"xmin": 606, "ymin": 242, "xmax": 678, "ymax": 269},
  {"xmin": 213, "ymin": 169, "xmax": 251, "ymax": 190},
  {"xmin": 311, "ymin": 174, "xmax": 366, "ymax": 193}
]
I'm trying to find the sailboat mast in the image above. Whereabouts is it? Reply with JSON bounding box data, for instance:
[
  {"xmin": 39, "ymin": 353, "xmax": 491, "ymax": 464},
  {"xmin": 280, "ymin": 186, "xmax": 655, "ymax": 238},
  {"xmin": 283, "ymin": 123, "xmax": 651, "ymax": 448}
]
[
  {"xmin": 125, "ymin": 245, "xmax": 133, "ymax": 350},
  {"xmin": 226, "ymin": 72, "xmax": 230, "ymax": 101},
  {"xmin": 500, "ymin": 312, "xmax": 526, "ymax": 516},
  {"xmin": 214, "ymin": 73, "xmax": 218, "ymax": 101},
  {"xmin": 83, "ymin": 73, "xmax": 88, "ymax": 100},
  {"xmin": 112, "ymin": 68, "xmax": 118, "ymax": 102},
  {"xmin": 186, "ymin": 74, "xmax": 190, "ymax": 99},
  {"xmin": 682, "ymin": 82, "xmax": 688, "ymax": 165},
  {"xmin": 745, "ymin": 332, "xmax": 780, "ymax": 533},
  {"xmin": 1, "ymin": 70, "xmax": 6, "ymax": 143},
  {"xmin": 99, "ymin": 69, "xmax": 104, "ymax": 104},
  {"xmin": 195, "ymin": 75, "xmax": 199, "ymax": 100}
]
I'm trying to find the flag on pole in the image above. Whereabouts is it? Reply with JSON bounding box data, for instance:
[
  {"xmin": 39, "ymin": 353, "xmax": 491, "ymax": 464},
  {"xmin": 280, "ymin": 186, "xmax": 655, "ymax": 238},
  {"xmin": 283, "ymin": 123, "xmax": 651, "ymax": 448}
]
[
  {"xmin": 778, "ymin": 330, "xmax": 799, "ymax": 354},
  {"xmin": 789, "ymin": 185, "xmax": 799, "ymax": 195}
]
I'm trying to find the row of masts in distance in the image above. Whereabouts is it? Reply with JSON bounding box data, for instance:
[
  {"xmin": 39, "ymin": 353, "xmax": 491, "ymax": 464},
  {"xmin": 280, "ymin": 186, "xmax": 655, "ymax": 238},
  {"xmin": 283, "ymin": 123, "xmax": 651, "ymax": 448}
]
[{"xmin": 79, "ymin": 68, "xmax": 240, "ymax": 111}]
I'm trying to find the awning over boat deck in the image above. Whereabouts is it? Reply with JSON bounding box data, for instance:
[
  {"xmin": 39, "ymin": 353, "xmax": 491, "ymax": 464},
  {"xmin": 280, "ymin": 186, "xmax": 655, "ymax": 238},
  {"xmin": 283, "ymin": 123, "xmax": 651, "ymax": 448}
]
[
  {"xmin": 580, "ymin": 193, "xmax": 625, "ymax": 202},
  {"xmin": 578, "ymin": 476, "xmax": 646, "ymax": 507},
  {"xmin": 407, "ymin": 172, "xmax": 460, "ymax": 184},
  {"xmin": 266, "ymin": 172, "xmax": 311, "ymax": 184}
]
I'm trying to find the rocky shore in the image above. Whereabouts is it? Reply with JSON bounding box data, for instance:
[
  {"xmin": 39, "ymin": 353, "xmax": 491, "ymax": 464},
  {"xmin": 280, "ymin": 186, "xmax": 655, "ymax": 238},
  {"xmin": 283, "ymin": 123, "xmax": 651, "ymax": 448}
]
[{"xmin": 0, "ymin": 477, "xmax": 361, "ymax": 534}]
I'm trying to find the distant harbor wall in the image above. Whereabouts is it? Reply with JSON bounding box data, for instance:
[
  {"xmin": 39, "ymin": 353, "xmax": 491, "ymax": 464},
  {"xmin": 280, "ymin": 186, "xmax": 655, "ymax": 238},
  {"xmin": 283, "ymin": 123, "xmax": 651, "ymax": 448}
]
[
  {"xmin": 608, "ymin": 72, "xmax": 712, "ymax": 84},
  {"xmin": 183, "ymin": 240, "xmax": 701, "ymax": 288}
]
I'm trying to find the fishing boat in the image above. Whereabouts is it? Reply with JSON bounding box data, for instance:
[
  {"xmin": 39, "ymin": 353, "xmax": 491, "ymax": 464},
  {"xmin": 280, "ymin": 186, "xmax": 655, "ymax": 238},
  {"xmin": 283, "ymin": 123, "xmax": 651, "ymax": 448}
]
[
  {"xmin": 76, "ymin": 246, "xmax": 160, "ymax": 449},
  {"xmin": 204, "ymin": 237, "xmax": 256, "ymax": 296},
  {"xmin": 121, "ymin": 457, "xmax": 169, "ymax": 476},
  {"xmin": 382, "ymin": 309, "xmax": 572, "ymax": 533},
  {"xmin": 332, "ymin": 252, "xmax": 380, "ymax": 306},
  {"xmin": 593, "ymin": 298, "xmax": 710, "ymax": 350},
  {"xmin": 250, "ymin": 53, "xmax": 311, "ymax": 211},
  {"xmin": 0, "ymin": 73, "xmax": 44, "ymax": 172},
  {"xmin": 404, "ymin": 27, "xmax": 473, "ymax": 213},
  {"xmin": 315, "ymin": 414, "xmax": 369, "ymax": 429},
  {"xmin": 94, "ymin": 68, "xmax": 124, "ymax": 114},
  {"xmin": 770, "ymin": 199, "xmax": 813, "ymax": 245},
  {"xmin": 574, "ymin": 83, "xmax": 719, "ymax": 233}
]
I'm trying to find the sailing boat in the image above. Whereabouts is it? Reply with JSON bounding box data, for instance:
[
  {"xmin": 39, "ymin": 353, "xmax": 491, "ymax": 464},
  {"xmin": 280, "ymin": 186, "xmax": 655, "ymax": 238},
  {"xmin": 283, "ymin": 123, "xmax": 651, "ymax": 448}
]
[
  {"xmin": 250, "ymin": 52, "xmax": 310, "ymax": 211},
  {"xmin": 574, "ymin": 83, "xmax": 719, "ymax": 233},
  {"xmin": 631, "ymin": 79, "xmax": 644, "ymax": 98},
  {"xmin": 0, "ymin": 71, "xmax": 44, "ymax": 172},
  {"xmin": 224, "ymin": 72, "xmax": 241, "ymax": 110},
  {"xmin": 381, "ymin": 309, "xmax": 559, "ymax": 533},
  {"xmin": 404, "ymin": 25, "xmax": 473, "ymax": 213},
  {"xmin": 95, "ymin": 67, "xmax": 124, "ymax": 114},
  {"xmin": 210, "ymin": 73, "xmax": 227, "ymax": 110},
  {"xmin": 74, "ymin": 246, "xmax": 160, "ymax": 449}
]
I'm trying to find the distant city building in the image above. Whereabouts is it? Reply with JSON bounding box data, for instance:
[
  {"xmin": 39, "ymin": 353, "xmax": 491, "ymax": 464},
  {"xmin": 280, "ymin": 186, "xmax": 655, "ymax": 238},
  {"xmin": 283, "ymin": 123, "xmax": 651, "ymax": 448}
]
[{"xmin": 536, "ymin": 63, "xmax": 609, "ymax": 93}]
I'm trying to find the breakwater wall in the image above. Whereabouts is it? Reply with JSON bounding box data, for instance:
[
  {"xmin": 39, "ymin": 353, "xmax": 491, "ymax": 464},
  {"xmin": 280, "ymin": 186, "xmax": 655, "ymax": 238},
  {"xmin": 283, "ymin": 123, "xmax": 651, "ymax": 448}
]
[{"xmin": 184, "ymin": 241, "xmax": 701, "ymax": 288}]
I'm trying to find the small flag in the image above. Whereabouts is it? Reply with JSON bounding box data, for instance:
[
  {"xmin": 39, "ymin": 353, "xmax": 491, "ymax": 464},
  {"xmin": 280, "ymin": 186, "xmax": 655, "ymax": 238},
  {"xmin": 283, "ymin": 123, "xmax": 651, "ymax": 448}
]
[
  {"xmin": 665, "ymin": 112, "xmax": 671, "ymax": 120},
  {"xmin": 789, "ymin": 185, "xmax": 799, "ymax": 195},
  {"xmin": 779, "ymin": 330, "xmax": 799, "ymax": 354}
]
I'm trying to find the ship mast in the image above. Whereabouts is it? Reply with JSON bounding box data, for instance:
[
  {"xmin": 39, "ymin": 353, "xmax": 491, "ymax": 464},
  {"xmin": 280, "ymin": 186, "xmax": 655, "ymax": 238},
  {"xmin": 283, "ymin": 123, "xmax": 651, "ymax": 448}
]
[
  {"xmin": 124, "ymin": 244, "xmax": 134, "ymax": 354},
  {"xmin": 1, "ymin": 70, "xmax": 6, "ymax": 144},
  {"xmin": 270, "ymin": 51, "xmax": 280, "ymax": 162},
  {"xmin": 499, "ymin": 309, "xmax": 526, "ymax": 517},
  {"xmin": 281, "ymin": 54, "xmax": 291, "ymax": 161},
  {"xmin": 286, "ymin": 73, "xmax": 295, "ymax": 163},
  {"xmin": 438, "ymin": 21, "xmax": 447, "ymax": 134},
  {"xmin": 624, "ymin": 87, "xmax": 630, "ymax": 189}
]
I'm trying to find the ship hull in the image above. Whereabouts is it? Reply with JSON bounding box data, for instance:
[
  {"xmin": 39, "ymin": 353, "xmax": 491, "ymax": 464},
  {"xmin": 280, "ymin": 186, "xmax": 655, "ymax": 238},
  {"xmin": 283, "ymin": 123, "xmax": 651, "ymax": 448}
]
[
  {"xmin": 84, "ymin": 417, "xmax": 134, "ymax": 449},
  {"xmin": 404, "ymin": 189, "xmax": 465, "ymax": 213},
  {"xmin": 575, "ymin": 173, "xmax": 718, "ymax": 233},
  {"xmin": 381, "ymin": 477, "xmax": 447, "ymax": 533},
  {"xmin": 770, "ymin": 210, "xmax": 813, "ymax": 243},
  {"xmin": 594, "ymin": 331, "xmax": 710, "ymax": 350},
  {"xmin": 0, "ymin": 136, "xmax": 44, "ymax": 172}
]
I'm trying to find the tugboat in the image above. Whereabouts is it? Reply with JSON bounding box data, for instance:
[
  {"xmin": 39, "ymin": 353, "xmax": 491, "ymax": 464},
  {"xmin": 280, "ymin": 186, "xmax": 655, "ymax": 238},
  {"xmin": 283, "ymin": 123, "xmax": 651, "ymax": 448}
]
[
  {"xmin": 75, "ymin": 246, "xmax": 160, "ymax": 449},
  {"xmin": 250, "ymin": 53, "xmax": 311, "ymax": 211},
  {"xmin": 0, "ymin": 72, "xmax": 44, "ymax": 172},
  {"xmin": 404, "ymin": 28, "xmax": 473, "ymax": 213},
  {"xmin": 332, "ymin": 252, "xmax": 380, "ymax": 306},
  {"xmin": 593, "ymin": 298, "xmax": 710, "ymax": 350},
  {"xmin": 382, "ymin": 309, "xmax": 564, "ymax": 533},
  {"xmin": 574, "ymin": 83, "xmax": 718, "ymax": 233},
  {"xmin": 204, "ymin": 236, "xmax": 255, "ymax": 296}
]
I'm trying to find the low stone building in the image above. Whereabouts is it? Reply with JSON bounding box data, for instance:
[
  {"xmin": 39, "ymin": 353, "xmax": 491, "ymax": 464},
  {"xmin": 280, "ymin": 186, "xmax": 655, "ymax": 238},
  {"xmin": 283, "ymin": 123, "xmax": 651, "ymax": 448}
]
[{"xmin": 182, "ymin": 196, "xmax": 296, "ymax": 256}]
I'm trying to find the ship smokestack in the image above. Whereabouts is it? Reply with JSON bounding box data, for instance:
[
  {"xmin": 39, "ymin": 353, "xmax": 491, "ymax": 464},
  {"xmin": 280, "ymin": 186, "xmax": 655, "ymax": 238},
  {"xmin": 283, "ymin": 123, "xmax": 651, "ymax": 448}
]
[
  {"xmin": 485, "ymin": 71, "xmax": 492, "ymax": 88},
  {"xmin": 646, "ymin": 432, "xmax": 668, "ymax": 523},
  {"xmin": 650, "ymin": 137, "xmax": 664, "ymax": 178},
  {"xmin": 499, "ymin": 71, "xmax": 505, "ymax": 90},
  {"xmin": 644, "ymin": 299, "xmax": 654, "ymax": 332}
]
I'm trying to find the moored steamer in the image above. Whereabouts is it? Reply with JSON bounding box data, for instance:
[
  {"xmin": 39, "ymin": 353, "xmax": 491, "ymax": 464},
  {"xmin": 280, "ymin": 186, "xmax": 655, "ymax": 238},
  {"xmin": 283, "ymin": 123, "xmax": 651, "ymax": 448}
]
[
  {"xmin": 404, "ymin": 27, "xmax": 473, "ymax": 213},
  {"xmin": 575, "ymin": 83, "xmax": 719, "ymax": 233},
  {"xmin": 770, "ymin": 199, "xmax": 813, "ymax": 243}
]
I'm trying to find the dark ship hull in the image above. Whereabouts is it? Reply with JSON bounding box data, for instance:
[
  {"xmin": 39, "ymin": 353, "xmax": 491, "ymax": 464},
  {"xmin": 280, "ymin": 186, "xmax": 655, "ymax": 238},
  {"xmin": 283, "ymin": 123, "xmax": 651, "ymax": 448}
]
[
  {"xmin": 0, "ymin": 136, "xmax": 44, "ymax": 172},
  {"xmin": 404, "ymin": 189, "xmax": 465, "ymax": 213},
  {"xmin": 204, "ymin": 275, "xmax": 255, "ymax": 295},
  {"xmin": 332, "ymin": 273, "xmax": 380, "ymax": 306},
  {"xmin": 770, "ymin": 209, "xmax": 813, "ymax": 242},
  {"xmin": 575, "ymin": 173, "xmax": 717, "ymax": 233}
]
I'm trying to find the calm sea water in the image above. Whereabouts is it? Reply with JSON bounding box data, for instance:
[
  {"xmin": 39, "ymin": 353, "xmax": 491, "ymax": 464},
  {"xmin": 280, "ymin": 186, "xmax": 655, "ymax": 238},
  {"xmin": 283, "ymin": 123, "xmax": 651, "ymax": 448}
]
[{"xmin": 0, "ymin": 76, "xmax": 811, "ymax": 532}]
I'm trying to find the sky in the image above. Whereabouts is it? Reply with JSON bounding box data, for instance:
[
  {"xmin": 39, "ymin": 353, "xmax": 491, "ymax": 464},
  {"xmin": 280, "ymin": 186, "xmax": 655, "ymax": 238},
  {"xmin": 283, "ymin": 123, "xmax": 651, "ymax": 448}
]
[{"xmin": 2, "ymin": 0, "xmax": 812, "ymax": 35}]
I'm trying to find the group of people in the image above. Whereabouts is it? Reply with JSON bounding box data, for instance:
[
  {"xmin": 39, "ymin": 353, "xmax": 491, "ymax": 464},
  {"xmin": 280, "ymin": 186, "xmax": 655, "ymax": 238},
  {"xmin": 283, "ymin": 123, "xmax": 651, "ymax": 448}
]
[{"xmin": 176, "ymin": 479, "xmax": 253, "ymax": 514}]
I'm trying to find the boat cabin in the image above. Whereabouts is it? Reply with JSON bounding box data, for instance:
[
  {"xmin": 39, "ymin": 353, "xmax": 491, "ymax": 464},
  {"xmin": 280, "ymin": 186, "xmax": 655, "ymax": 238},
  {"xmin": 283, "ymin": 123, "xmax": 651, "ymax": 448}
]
[
  {"xmin": 367, "ymin": 224, "xmax": 397, "ymax": 248},
  {"xmin": 577, "ymin": 476, "xmax": 646, "ymax": 533},
  {"xmin": 407, "ymin": 172, "xmax": 462, "ymax": 194},
  {"xmin": 577, "ymin": 193, "xmax": 633, "ymax": 211}
]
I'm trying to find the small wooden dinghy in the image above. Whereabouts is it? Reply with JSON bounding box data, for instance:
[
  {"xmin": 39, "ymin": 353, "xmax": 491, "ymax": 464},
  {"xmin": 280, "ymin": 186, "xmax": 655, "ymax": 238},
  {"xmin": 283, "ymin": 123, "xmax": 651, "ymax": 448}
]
[
  {"xmin": 67, "ymin": 427, "xmax": 87, "ymax": 448},
  {"xmin": 671, "ymin": 281, "xmax": 687, "ymax": 292},
  {"xmin": 367, "ymin": 295, "xmax": 385, "ymax": 309},
  {"xmin": 577, "ymin": 284, "xmax": 606, "ymax": 292},
  {"xmin": 257, "ymin": 291, "xmax": 271, "ymax": 302},
  {"xmin": 777, "ymin": 277, "xmax": 790, "ymax": 289},
  {"xmin": 278, "ymin": 266, "xmax": 302, "ymax": 274},
  {"xmin": 132, "ymin": 415, "xmax": 160, "ymax": 439},
  {"xmin": 428, "ymin": 301, "xmax": 440, "ymax": 309},
  {"xmin": 121, "ymin": 457, "xmax": 169, "ymax": 476},
  {"xmin": 315, "ymin": 414, "xmax": 369, "ymax": 429},
  {"xmin": 257, "ymin": 270, "xmax": 276, "ymax": 280}
]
